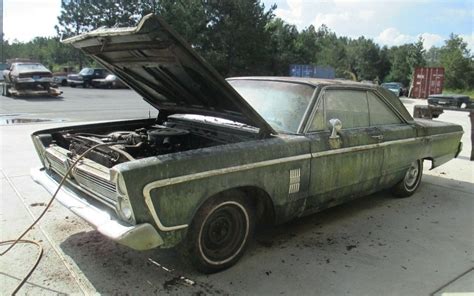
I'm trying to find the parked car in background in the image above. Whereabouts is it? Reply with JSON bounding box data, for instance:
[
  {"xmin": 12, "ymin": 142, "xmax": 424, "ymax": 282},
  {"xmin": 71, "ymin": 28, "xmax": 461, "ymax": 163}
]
[
  {"xmin": 67, "ymin": 67, "xmax": 108, "ymax": 88},
  {"xmin": 0, "ymin": 63, "xmax": 8, "ymax": 81},
  {"xmin": 53, "ymin": 72, "xmax": 70, "ymax": 86},
  {"xmin": 381, "ymin": 82, "xmax": 407, "ymax": 97},
  {"xmin": 91, "ymin": 74, "xmax": 128, "ymax": 89},
  {"xmin": 427, "ymin": 94, "xmax": 472, "ymax": 108},
  {"xmin": 2, "ymin": 60, "xmax": 62, "ymax": 97},
  {"xmin": 31, "ymin": 14, "xmax": 464, "ymax": 273}
]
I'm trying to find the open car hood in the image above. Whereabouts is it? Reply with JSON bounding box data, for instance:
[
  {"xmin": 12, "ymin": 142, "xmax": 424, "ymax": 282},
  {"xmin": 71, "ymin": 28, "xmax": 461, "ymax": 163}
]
[{"xmin": 64, "ymin": 14, "xmax": 274, "ymax": 135}]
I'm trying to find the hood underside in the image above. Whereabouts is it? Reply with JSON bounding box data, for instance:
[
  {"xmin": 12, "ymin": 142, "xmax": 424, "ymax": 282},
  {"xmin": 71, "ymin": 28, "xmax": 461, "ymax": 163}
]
[{"xmin": 63, "ymin": 14, "xmax": 274, "ymax": 135}]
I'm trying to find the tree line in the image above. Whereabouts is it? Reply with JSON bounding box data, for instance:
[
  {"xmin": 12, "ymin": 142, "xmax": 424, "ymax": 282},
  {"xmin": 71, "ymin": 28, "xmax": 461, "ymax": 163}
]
[{"xmin": 3, "ymin": 0, "xmax": 473, "ymax": 90}]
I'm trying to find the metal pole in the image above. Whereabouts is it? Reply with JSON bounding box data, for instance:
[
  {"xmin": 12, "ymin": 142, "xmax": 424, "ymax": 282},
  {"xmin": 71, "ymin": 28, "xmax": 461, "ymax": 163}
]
[
  {"xmin": 1, "ymin": 34, "xmax": 3, "ymax": 64},
  {"xmin": 1, "ymin": 0, "xmax": 3, "ymax": 63},
  {"xmin": 470, "ymin": 111, "xmax": 474, "ymax": 161}
]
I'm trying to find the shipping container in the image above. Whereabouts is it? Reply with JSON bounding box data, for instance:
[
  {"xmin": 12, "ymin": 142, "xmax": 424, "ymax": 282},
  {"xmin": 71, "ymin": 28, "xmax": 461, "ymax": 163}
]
[
  {"xmin": 409, "ymin": 67, "xmax": 445, "ymax": 99},
  {"xmin": 289, "ymin": 64, "xmax": 335, "ymax": 79}
]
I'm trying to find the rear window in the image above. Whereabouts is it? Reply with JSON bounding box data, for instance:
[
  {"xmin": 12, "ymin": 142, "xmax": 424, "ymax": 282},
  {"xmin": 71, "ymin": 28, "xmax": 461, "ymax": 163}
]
[{"xmin": 16, "ymin": 64, "xmax": 50, "ymax": 72}]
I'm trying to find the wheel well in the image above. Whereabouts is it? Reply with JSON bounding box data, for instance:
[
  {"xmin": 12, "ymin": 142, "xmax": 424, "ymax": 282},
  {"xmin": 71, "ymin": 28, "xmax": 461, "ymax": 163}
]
[
  {"xmin": 423, "ymin": 157, "xmax": 434, "ymax": 169},
  {"xmin": 208, "ymin": 187, "xmax": 276, "ymax": 226}
]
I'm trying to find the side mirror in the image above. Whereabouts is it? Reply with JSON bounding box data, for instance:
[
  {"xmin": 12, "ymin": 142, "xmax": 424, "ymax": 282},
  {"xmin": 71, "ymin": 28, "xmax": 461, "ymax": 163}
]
[{"xmin": 329, "ymin": 118, "xmax": 342, "ymax": 139}]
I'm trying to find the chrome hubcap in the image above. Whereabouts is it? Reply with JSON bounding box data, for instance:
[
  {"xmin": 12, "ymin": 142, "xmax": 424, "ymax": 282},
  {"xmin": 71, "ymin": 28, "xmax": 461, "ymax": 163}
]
[{"xmin": 405, "ymin": 162, "xmax": 419, "ymax": 187}]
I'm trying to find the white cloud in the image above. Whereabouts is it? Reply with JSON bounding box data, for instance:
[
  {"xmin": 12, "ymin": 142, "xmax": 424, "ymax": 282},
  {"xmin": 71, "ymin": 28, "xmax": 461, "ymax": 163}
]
[
  {"xmin": 459, "ymin": 34, "xmax": 474, "ymax": 52},
  {"xmin": 312, "ymin": 10, "xmax": 375, "ymax": 32},
  {"xmin": 419, "ymin": 33, "xmax": 444, "ymax": 49},
  {"xmin": 271, "ymin": 0, "xmax": 471, "ymax": 51},
  {"xmin": 274, "ymin": 0, "xmax": 406, "ymax": 38},
  {"xmin": 375, "ymin": 28, "xmax": 447, "ymax": 49},
  {"xmin": 4, "ymin": 0, "xmax": 61, "ymax": 42},
  {"xmin": 376, "ymin": 27, "xmax": 414, "ymax": 46},
  {"xmin": 274, "ymin": 0, "xmax": 304, "ymax": 26}
]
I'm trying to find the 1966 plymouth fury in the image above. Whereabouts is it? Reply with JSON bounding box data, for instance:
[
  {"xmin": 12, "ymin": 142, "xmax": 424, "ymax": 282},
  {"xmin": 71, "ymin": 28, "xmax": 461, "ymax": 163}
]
[{"xmin": 31, "ymin": 15, "xmax": 463, "ymax": 273}]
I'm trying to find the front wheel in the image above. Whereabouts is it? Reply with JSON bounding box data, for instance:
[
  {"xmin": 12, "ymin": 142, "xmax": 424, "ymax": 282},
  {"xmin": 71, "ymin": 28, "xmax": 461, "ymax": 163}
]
[
  {"xmin": 391, "ymin": 160, "xmax": 423, "ymax": 197},
  {"xmin": 181, "ymin": 192, "xmax": 255, "ymax": 273}
]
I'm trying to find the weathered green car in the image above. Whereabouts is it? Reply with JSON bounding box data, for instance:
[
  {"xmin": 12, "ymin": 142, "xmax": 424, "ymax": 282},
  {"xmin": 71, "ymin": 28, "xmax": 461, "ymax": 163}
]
[{"xmin": 31, "ymin": 15, "xmax": 463, "ymax": 273}]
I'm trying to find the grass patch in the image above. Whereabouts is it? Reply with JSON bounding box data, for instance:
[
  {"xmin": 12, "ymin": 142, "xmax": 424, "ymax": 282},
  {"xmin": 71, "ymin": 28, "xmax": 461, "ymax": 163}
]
[{"xmin": 443, "ymin": 88, "xmax": 474, "ymax": 100}]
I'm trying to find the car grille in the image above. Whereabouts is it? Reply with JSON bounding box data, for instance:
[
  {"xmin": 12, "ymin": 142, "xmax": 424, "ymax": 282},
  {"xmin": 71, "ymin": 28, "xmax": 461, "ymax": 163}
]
[
  {"xmin": 45, "ymin": 149, "xmax": 68, "ymax": 175},
  {"xmin": 73, "ymin": 167, "xmax": 117, "ymax": 201},
  {"xmin": 44, "ymin": 147, "xmax": 118, "ymax": 205}
]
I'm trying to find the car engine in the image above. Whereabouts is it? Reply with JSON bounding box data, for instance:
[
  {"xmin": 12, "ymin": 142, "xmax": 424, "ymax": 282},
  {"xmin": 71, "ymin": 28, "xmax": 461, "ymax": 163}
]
[{"xmin": 63, "ymin": 125, "xmax": 192, "ymax": 167}]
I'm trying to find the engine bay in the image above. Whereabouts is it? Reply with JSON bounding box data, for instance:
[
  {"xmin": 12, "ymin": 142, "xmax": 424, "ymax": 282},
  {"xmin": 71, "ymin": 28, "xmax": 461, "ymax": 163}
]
[{"xmin": 45, "ymin": 117, "xmax": 258, "ymax": 168}]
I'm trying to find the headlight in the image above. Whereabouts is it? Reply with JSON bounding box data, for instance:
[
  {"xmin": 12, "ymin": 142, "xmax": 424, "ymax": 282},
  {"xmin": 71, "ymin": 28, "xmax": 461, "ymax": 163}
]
[
  {"xmin": 116, "ymin": 173, "xmax": 128, "ymax": 196},
  {"xmin": 119, "ymin": 197, "xmax": 133, "ymax": 220},
  {"xmin": 110, "ymin": 169, "xmax": 135, "ymax": 223}
]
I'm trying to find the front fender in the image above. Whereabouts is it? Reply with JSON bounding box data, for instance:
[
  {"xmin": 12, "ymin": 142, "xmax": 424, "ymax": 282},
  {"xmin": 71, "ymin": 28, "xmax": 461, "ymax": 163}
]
[{"xmin": 118, "ymin": 135, "xmax": 311, "ymax": 247}]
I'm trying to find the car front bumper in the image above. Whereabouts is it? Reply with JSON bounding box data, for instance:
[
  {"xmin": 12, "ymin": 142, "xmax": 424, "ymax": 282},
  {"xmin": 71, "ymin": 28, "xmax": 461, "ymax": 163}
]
[{"xmin": 31, "ymin": 167, "xmax": 164, "ymax": 250}]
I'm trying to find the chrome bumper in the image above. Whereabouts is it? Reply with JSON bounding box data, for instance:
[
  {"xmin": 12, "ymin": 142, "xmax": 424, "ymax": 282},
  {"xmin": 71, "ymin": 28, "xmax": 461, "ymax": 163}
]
[{"xmin": 31, "ymin": 167, "xmax": 163, "ymax": 250}]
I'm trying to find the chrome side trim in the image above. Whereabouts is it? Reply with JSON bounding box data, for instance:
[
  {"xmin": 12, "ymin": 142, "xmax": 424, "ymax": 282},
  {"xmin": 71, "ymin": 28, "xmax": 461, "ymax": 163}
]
[
  {"xmin": 143, "ymin": 131, "xmax": 462, "ymax": 232},
  {"xmin": 142, "ymin": 154, "xmax": 311, "ymax": 231},
  {"xmin": 311, "ymin": 131, "xmax": 463, "ymax": 158}
]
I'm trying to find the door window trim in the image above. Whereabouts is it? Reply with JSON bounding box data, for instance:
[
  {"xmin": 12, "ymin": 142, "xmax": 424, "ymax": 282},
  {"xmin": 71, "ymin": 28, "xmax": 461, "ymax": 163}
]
[{"xmin": 303, "ymin": 85, "xmax": 409, "ymax": 135}]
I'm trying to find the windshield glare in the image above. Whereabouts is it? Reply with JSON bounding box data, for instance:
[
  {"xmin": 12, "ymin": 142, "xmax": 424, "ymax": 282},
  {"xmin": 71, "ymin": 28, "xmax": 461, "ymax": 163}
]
[
  {"xmin": 383, "ymin": 83, "xmax": 401, "ymax": 89},
  {"xmin": 79, "ymin": 68, "xmax": 94, "ymax": 75},
  {"xmin": 229, "ymin": 80, "xmax": 315, "ymax": 133}
]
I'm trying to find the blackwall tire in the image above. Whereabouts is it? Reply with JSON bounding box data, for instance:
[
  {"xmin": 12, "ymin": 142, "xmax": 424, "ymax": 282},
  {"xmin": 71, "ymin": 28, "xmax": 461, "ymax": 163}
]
[
  {"xmin": 391, "ymin": 160, "xmax": 423, "ymax": 198},
  {"xmin": 181, "ymin": 192, "xmax": 255, "ymax": 273}
]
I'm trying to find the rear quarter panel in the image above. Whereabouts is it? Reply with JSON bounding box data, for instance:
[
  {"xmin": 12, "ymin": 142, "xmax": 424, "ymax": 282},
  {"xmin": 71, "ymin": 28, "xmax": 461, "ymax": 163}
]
[{"xmin": 414, "ymin": 119, "xmax": 463, "ymax": 167}]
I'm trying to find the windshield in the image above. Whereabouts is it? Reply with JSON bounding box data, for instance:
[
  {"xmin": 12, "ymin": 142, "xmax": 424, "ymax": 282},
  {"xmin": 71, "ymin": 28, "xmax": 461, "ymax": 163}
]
[
  {"xmin": 382, "ymin": 83, "xmax": 401, "ymax": 89},
  {"xmin": 228, "ymin": 80, "xmax": 315, "ymax": 133},
  {"xmin": 79, "ymin": 68, "xmax": 94, "ymax": 75},
  {"xmin": 16, "ymin": 63, "xmax": 50, "ymax": 72}
]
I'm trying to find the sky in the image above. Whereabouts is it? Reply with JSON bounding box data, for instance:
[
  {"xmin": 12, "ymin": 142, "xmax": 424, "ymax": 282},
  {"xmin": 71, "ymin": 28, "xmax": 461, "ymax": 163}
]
[{"xmin": 3, "ymin": 0, "xmax": 473, "ymax": 50}]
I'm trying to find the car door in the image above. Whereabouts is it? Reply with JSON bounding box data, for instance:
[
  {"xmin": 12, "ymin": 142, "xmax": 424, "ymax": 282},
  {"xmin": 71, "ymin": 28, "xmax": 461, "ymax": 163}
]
[
  {"xmin": 366, "ymin": 90, "xmax": 417, "ymax": 186},
  {"xmin": 303, "ymin": 87, "xmax": 384, "ymax": 213}
]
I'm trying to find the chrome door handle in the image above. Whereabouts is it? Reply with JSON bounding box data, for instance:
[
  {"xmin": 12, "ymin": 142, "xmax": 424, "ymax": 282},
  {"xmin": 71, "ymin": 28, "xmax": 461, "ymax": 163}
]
[{"xmin": 371, "ymin": 135, "xmax": 384, "ymax": 140}]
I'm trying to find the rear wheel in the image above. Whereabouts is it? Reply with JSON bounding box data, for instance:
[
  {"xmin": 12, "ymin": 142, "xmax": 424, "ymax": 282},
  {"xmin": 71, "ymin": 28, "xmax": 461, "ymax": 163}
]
[
  {"xmin": 391, "ymin": 160, "xmax": 423, "ymax": 197},
  {"xmin": 181, "ymin": 192, "xmax": 255, "ymax": 273}
]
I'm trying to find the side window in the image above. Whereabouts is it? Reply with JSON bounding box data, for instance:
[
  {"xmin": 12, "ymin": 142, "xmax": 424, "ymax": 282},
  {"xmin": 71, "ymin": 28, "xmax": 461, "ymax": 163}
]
[
  {"xmin": 308, "ymin": 99, "xmax": 325, "ymax": 131},
  {"xmin": 325, "ymin": 90, "xmax": 369, "ymax": 129},
  {"xmin": 367, "ymin": 92, "xmax": 402, "ymax": 125}
]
